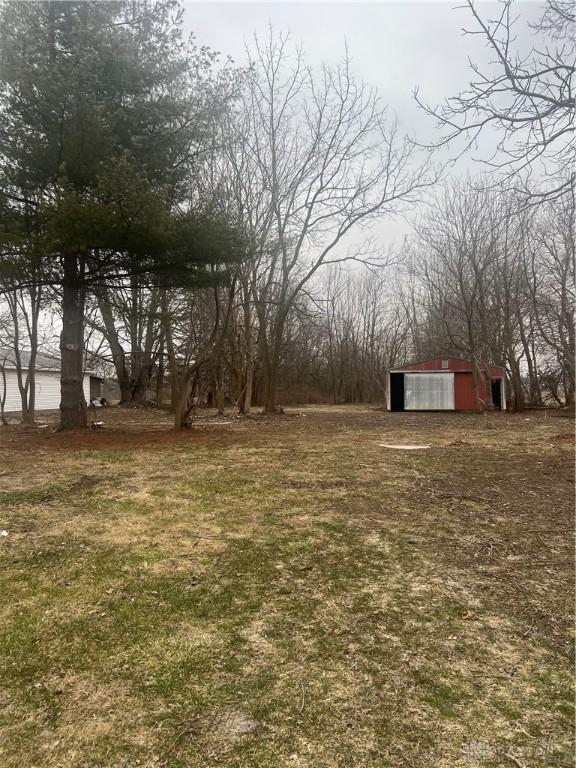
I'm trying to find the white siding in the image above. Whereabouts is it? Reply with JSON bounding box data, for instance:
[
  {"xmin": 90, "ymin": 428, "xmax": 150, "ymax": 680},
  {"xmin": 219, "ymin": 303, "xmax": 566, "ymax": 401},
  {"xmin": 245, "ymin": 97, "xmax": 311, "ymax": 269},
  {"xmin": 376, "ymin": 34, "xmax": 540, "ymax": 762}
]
[
  {"xmin": 404, "ymin": 372, "xmax": 455, "ymax": 410},
  {"xmin": 1, "ymin": 369, "xmax": 90, "ymax": 413},
  {"xmin": 2, "ymin": 370, "xmax": 25, "ymax": 412}
]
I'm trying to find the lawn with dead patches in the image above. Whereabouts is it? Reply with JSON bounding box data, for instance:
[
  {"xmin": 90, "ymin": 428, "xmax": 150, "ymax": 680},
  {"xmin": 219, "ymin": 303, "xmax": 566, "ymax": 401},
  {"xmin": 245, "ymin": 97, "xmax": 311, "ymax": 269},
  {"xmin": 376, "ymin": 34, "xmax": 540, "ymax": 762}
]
[{"xmin": 0, "ymin": 406, "xmax": 573, "ymax": 767}]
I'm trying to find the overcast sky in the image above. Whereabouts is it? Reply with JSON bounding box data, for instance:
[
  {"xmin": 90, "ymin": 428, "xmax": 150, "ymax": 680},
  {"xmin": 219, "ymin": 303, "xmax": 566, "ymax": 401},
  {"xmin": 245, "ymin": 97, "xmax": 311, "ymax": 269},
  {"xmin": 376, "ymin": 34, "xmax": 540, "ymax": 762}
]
[{"xmin": 182, "ymin": 1, "xmax": 544, "ymax": 245}]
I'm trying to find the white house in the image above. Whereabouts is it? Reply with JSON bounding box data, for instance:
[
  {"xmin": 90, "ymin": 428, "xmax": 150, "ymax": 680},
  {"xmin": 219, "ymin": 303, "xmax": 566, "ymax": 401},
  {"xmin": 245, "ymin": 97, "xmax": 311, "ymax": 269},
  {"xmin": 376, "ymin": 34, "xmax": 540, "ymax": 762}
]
[{"xmin": 0, "ymin": 350, "xmax": 92, "ymax": 413}]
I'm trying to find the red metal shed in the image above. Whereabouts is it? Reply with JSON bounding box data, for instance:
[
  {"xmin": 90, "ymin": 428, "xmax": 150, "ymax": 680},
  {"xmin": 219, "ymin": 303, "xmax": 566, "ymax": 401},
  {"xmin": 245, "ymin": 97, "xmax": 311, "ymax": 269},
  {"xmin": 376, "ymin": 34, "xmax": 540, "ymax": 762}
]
[{"xmin": 387, "ymin": 357, "xmax": 506, "ymax": 412}]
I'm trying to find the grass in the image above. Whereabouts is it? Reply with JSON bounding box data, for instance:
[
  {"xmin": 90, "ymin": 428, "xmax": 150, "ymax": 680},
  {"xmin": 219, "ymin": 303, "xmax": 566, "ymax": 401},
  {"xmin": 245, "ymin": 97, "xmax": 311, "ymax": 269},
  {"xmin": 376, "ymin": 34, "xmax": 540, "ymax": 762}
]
[{"xmin": 0, "ymin": 405, "xmax": 573, "ymax": 767}]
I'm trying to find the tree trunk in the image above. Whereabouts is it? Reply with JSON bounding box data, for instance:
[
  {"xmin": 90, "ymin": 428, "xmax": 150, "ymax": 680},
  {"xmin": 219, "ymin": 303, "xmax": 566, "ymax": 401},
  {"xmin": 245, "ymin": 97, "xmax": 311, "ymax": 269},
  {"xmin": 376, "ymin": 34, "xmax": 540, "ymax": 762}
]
[
  {"xmin": 138, "ymin": 288, "xmax": 160, "ymax": 402},
  {"xmin": 174, "ymin": 369, "xmax": 199, "ymax": 429},
  {"xmin": 156, "ymin": 337, "xmax": 165, "ymax": 405},
  {"xmin": 215, "ymin": 369, "xmax": 225, "ymax": 416},
  {"xmin": 565, "ymin": 347, "xmax": 575, "ymax": 408},
  {"xmin": 262, "ymin": 321, "xmax": 284, "ymax": 413},
  {"xmin": 0, "ymin": 363, "xmax": 7, "ymax": 426},
  {"xmin": 60, "ymin": 254, "xmax": 87, "ymax": 430},
  {"xmin": 471, "ymin": 360, "xmax": 484, "ymax": 413},
  {"xmin": 263, "ymin": 356, "xmax": 279, "ymax": 413},
  {"xmin": 238, "ymin": 356, "xmax": 254, "ymax": 414},
  {"xmin": 20, "ymin": 399, "xmax": 32, "ymax": 424},
  {"xmin": 119, "ymin": 378, "xmax": 132, "ymax": 405},
  {"xmin": 25, "ymin": 282, "xmax": 41, "ymax": 424},
  {"xmin": 160, "ymin": 289, "xmax": 178, "ymax": 412},
  {"xmin": 519, "ymin": 318, "xmax": 541, "ymax": 406},
  {"xmin": 484, "ymin": 366, "xmax": 494, "ymax": 410},
  {"xmin": 7, "ymin": 292, "xmax": 33, "ymax": 423},
  {"xmin": 130, "ymin": 288, "xmax": 159, "ymax": 403},
  {"xmin": 237, "ymin": 296, "xmax": 254, "ymax": 414},
  {"xmin": 25, "ymin": 360, "xmax": 36, "ymax": 424},
  {"xmin": 96, "ymin": 289, "xmax": 132, "ymax": 403},
  {"xmin": 174, "ymin": 374, "xmax": 191, "ymax": 429},
  {"xmin": 509, "ymin": 359, "xmax": 525, "ymax": 411},
  {"xmin": 132, "ymin": 368, "xmax": 153, "ymax": 403}
]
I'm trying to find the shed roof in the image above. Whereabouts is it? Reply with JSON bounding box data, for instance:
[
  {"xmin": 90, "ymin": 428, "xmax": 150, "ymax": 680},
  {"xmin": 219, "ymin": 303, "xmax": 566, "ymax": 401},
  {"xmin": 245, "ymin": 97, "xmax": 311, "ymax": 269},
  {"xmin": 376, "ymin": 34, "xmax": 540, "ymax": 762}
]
[
  {"xmin": 0, "ymin": 349, "xmax": 96, "ymax": 374},
  {"xmin": 390, "ymin": 356, "xmax": 504, "ymax": 375}
]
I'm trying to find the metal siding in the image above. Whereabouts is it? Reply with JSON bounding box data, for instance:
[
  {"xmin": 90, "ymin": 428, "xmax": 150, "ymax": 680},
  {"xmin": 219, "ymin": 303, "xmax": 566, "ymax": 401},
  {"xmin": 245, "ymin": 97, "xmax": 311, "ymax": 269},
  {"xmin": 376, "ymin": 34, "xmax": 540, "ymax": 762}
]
[
  {"xmin": 454, "ymin": 372, "xmax": 474, "ymax": 410},
  {"xmin": 404, "ymin": 372, "xmax": 454, "ymax": 410},
  {"xmin": 2, "ymin": 370, "xmax": 90, "ymax": 413},
  {"xmin": 2, "ymin": 370, "xmax": 60, "ymax": 411},
  {"xmin": 393, "ymin": 357, "xmax": 504, "ymax": 377},
  {"xmin": 397, "ymin": 357, "xmax": 470, "ymax": 372},
  {"xmin": 36, "ymin": 372, "xmax": 61, "ymax": 409},
  {"xmin": 83, "ymin": 375, "xmax": 91, "ymax": 405},
  {"xmin": 2, "ymin": 370, "xmax": 24, "ymax": 412},
  {"xmin": 454, "ymin": 372, "xmax": 489, "ymax": 410}
]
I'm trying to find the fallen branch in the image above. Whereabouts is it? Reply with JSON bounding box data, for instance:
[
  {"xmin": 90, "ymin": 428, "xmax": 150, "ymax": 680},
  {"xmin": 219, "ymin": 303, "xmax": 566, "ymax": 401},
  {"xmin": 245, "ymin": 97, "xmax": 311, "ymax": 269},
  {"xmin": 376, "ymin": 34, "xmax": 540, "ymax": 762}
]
[{"xmin": 505, "ymin": 753, "xmax": 529, "ymax": 768}]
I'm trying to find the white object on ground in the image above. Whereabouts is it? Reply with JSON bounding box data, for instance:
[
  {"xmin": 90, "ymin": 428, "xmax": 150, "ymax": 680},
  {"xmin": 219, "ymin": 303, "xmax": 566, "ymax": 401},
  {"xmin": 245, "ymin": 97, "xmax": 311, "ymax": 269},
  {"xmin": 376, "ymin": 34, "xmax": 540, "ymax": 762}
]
[
  {"xmin": 0, "ymin": 530, "xmax": 8, "ymax": 536},
  {"xmin": 379, "ymin": 444, "xmax": 431, "ymax": 450}
]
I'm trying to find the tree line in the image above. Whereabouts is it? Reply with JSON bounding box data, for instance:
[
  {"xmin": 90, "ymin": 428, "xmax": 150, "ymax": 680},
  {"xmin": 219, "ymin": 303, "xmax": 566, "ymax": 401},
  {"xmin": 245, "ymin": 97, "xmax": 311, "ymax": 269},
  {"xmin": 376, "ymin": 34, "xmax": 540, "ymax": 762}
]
[{"xmin": 0, "ymin": 0, "xmax": 574, "ymax": 428}]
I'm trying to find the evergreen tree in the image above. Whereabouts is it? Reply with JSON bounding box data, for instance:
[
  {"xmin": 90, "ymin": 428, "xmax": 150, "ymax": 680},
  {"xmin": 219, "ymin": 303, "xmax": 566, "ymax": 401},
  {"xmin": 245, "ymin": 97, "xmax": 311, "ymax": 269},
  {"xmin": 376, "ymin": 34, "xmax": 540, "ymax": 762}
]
[{"xmin": 0, "ymin": 0, "xmax": 243, "ymax": 429}]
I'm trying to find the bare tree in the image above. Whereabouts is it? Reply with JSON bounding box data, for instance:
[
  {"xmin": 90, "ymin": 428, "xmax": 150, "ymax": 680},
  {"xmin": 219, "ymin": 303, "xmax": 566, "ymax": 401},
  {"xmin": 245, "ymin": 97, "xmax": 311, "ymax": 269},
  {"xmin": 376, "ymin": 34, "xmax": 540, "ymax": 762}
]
[
  {"xmin": 407, "ymin": 172, "xmax": 575, "ymax": 410},
  {"xmin": 90, "ymin": 283, "xmax": 163, "ymax": 404},
  {"xmin": 414, "ymin": 181, "xmax": 505, "ymax": 410},
  {"xmin": 0, "ymin": 308, "xmax": 9, "ymax": 425},
  {"xmin": 526, "ymin": 179, "xmax": 575, "ymax": 405},
  {"xmin": 170, "ymin": 277, "xmax": 237, "ymax": 429},
  {"xmin": 416, "ymin": 0, "xmax": 576, "ymax": 201},
  {"xmin": 323, "ymin": 266, "xmax": 409, "ymax": 403},
  {"xmin": 228, "ymin": 32, "xmax": 432, "ymax": 411},
  {"xmin": 0, "ymin": 359, "xmax": 7, "ymax": 425},
  {"xmin": 0, "ymin": 277, "xmax": 43, "ymax": 424}
]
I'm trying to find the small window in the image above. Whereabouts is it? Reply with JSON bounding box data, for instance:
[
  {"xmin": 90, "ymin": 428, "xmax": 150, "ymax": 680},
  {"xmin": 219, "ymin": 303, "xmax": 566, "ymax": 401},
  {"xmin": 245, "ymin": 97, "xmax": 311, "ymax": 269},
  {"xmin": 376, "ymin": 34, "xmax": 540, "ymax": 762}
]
[{"xmin": 441, "ymin": 359, "xmax": 449, "ymax": 369}]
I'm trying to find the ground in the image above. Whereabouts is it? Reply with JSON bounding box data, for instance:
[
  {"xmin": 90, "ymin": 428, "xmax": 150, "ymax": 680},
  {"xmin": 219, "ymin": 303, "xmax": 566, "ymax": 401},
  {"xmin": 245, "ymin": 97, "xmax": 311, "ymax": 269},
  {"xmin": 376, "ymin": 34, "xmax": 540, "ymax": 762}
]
[{"xmin": 0, "ymin": 405, "xmax": 573, "ymax": 768}]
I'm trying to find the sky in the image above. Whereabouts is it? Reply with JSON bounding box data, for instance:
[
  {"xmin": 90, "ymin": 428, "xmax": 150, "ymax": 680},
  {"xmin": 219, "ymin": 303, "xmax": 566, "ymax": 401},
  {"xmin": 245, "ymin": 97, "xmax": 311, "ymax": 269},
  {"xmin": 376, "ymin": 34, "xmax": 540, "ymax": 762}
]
[{"xmin": 182, "ymin": 1, "xmax": 544, "ymax": 246}]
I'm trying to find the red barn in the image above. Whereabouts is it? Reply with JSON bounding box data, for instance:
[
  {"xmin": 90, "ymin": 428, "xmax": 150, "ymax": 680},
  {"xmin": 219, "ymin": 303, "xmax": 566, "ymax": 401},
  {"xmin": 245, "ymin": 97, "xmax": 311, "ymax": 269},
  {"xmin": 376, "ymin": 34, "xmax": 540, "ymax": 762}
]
[{"xmin": 387, "ymin": 357, "xmax": 506, "ymax": 412}]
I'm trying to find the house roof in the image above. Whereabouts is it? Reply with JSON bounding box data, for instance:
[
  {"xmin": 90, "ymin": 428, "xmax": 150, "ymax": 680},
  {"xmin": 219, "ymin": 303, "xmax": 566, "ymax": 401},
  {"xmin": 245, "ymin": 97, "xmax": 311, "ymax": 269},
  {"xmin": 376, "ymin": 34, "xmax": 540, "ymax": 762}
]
[{"xmin": 0, "ymin": 349, "xmax": 96, "ymax": 374}]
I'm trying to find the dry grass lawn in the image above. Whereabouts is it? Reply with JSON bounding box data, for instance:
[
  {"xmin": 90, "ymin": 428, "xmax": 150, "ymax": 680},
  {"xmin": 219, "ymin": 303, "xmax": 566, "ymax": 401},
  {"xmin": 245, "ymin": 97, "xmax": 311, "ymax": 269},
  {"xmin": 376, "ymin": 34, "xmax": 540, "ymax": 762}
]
[{"xmin": 0, "ymin": 405, "xmax": 573, "ymax": 767}]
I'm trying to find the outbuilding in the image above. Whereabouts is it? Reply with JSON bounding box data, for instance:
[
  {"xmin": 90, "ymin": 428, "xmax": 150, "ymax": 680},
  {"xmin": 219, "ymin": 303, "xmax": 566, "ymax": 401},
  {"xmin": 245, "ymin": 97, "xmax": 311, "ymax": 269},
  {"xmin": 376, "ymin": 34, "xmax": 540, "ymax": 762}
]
[
  {"xmin": 387, "ymin": 357, "xmax": 506, "ymax": 412},
  {"xmin": 0, "ymin": 350, "xmax": 93, "ymax": 413}
]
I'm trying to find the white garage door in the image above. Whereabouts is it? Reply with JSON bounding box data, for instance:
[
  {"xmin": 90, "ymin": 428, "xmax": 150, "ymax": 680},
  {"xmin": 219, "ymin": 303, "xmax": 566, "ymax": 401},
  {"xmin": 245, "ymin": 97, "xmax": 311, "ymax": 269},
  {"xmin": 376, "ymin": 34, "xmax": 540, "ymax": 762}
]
[{"xmin": 404, "ymin": 373, "xmax": 454, "ymax": 410}]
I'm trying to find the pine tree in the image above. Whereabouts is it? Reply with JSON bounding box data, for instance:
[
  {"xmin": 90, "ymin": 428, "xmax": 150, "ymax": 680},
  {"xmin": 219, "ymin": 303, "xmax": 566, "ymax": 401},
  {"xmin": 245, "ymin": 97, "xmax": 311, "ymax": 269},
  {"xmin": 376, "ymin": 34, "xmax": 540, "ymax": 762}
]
[{"xmin": 0, "ymin": 0, "xmax": 244, "ymax": 429}]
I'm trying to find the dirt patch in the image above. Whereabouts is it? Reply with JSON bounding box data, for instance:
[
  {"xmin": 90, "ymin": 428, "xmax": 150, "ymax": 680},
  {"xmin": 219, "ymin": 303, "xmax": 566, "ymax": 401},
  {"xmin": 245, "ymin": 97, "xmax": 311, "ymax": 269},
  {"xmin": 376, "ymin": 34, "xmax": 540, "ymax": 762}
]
[
  {"xmin": 550, "ymin": 432, "xmax": 574, "ymax": 442},
  {"xmin": 24, "ymin": 673, "xmax": 161, "ymax": 767}
]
